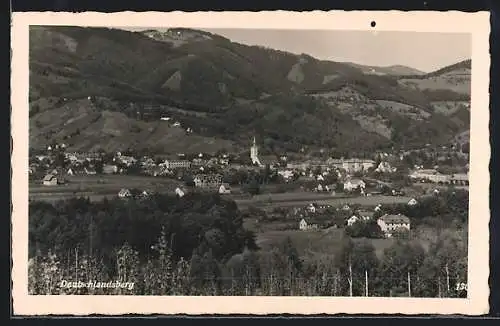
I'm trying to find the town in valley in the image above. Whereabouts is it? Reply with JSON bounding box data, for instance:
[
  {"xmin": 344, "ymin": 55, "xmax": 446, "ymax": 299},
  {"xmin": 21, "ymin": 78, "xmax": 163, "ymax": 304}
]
[{"xmin": 28, "ymin": 26, "xmax": 471, "ymax": 297}]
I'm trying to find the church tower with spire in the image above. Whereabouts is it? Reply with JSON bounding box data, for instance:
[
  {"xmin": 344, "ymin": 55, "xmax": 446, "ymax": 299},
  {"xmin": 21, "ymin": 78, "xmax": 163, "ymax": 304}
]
[{"xmin": 250, "ymin": 136, "xmax": 262, "ymax": 166}]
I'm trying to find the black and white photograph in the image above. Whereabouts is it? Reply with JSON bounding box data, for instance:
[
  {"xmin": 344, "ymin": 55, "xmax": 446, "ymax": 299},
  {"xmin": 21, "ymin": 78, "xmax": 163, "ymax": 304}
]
[{"xmin": 11, "ymin": 11, "xmax": 490, "ymax": 315}]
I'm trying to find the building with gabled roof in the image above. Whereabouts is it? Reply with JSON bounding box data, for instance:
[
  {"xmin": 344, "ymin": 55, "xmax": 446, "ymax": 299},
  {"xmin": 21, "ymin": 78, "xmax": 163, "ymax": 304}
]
[{"xmin": 377, "ymin": 214, "xmax": 410, "ymax": 237}]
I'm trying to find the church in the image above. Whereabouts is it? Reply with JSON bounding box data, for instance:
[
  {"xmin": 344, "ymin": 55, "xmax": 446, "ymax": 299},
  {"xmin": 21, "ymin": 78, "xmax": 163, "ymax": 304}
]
[{"xmin": 250, "ymin": 137, "xmax": 264, "ymax": 167}]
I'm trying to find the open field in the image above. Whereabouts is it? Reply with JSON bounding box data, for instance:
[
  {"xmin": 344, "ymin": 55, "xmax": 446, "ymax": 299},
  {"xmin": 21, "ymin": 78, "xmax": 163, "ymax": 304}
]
[
  {"xmin": 30, "ymin": 174, "xmax": 182, "ymax": 193},
  {"xmin": 255, "ymin": 223, "xmax": 434, "ymax": 262},
  {"xmin": 256, "ymin": 227, "xmax": 346, "ymax": 257},
  {"xmin": 255, "ymin": 226, "xmax": 399, "ymax": 262},
  {"xmin": 29, "ymin": 174, "xmax": 183, "ymax": 202},
  {"xmin": 235, "ymin": 194, "xmax": 413, "ymax": 209},
  {"xmin": 29, "ymin": 176, "xmax": 413, "ymax": 210}
]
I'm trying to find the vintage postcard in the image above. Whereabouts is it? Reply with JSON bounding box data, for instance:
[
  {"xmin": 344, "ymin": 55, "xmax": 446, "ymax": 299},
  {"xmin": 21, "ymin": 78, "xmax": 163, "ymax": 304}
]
[{"xmin": 11, "ymin": 11, "xmax": 490, "ymax": 315}]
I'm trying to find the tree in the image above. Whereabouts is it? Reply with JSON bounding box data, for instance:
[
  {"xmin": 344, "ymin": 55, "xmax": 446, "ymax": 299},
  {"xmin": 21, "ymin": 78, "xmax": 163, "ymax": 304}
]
[
  {"xmin": 244, "ymin": 178, "xmax": 261, "ymax": 196},
  {"xmin": 184, "ymin": 174, "xmax": 195, "ymax": 187},
  {"xmin": 281, "ymin": 236, "xmax": 302, "ymax": 273},
  {"xmin": 376, "ymin": 240, "xmax": 425, "ymax": 297}
]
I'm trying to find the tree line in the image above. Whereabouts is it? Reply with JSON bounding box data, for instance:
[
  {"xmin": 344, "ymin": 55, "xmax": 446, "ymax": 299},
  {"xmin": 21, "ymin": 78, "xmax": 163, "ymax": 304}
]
[{"xmin": 29, "ymin": 190, "xmax": 468, "ymax": 297}]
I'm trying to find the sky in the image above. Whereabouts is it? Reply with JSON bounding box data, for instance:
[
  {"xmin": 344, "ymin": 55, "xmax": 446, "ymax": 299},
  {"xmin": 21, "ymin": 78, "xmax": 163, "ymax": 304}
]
[{"xmin": 122, "ymin": 27, "xmax": 471, "ymax": 73}]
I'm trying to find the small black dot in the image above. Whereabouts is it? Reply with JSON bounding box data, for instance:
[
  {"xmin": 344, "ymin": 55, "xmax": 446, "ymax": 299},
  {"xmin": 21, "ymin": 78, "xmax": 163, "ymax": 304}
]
[{"xmin": 371, "ymin": 21, "xmax": 376, "ymax": 27}]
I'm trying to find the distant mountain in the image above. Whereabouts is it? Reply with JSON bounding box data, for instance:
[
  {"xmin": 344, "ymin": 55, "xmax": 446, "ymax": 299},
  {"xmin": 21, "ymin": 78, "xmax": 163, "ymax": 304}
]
[
  {"xmin": 28, "ymin": 26, "xmax": 470, "ymax": 155},
  {"xmin": 398, "ymin": 59, "xmax": 471, "ymax": 96},
  {"xmin": 345, "ymin": 62, "xmax": 426, "ymax": 76}
]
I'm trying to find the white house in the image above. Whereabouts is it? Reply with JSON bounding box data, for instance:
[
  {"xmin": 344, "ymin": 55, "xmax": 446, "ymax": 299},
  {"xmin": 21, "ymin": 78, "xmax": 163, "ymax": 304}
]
[
  {"xmin": 375, "ymin": 161, "xmax": 396, "ymax": 173},
  {"xmin": 103, "ymin": 164, "xmax": 118, "ymax": 174},
  {"xmin": 219, "ymin": 183, "xmax": 231, "ymax": 194},
  {"xmin": 343, "ymin": 178, "xmax": 366, "ymax": 192},
  {"xmin": 306, "ymin": 203, "xmax": 317, "ymax": 213},
  {"xmin": 118, "ymin": 188, "xmax": 132, "ymax": 198},
  {"xmin": 299, "ymin": 218, "xmax": 308, "ymax": 230},
  {"xmin": 409, "ymin": 169, "xmax": 451, "ymax": 184},
  {"xmin": 175, "ymin": 187, "xmax": 186, "ymax": 198},
  {"xmin": 377, "ymin": 214, "xmax": 411, "ymax": 237},
  {"xmin": 407, "ymin": 198, "xmax": 418, "ymax": 206},
  {"xmin": 450, "ymin": 173, "xmax": 469, "ymax": 185},
  {"xmin": 42, "ymin": 174, "xmax": 58, "ymax": 186},
  {"xmin": 347, "ymin": 215, "xmax": 360, "ymax": 226},
  {"xmin": 164, "ymin": 160, "xmax": 191, "ymax": 169},
  {"xmin": 341, "ymin": 204, "xmax": 351, "ymax": 211},
  {"xmin": 347, "ymin": 210, "xmax": 373, "ymax": 226},
  {"xmin": 299, "ymin": 218, "xmax": 318, "ymax": 231},
  {"xmin": 84, "ymin": 167, "xmax": 97, "ymax": 175},
  {"xmin": 278, "ymin": 170, "xmax": 294, "ymax": 180},
  {"xmin": 66, "ymin": 168, "xmax": 75, "ymax": 176}
]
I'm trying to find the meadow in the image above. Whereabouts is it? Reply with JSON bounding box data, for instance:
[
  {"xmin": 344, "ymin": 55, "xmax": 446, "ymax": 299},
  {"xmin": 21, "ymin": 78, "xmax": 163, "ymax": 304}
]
[
  {"xmin": 29, "ymin": 174, "xmax": 182, "ymax": 201},
  {"xmin": 30, "ymin": 175, "xmax": 414, "ymax": 209}
]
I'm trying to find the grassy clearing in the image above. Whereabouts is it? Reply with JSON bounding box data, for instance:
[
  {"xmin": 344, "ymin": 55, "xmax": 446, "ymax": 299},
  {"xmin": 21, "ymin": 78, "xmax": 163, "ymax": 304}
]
[
  {"xmin": 30, "ymin": 174, "xmax": 181, "ymax": 193},
  {"xmin": 236, "ymin": 194, "xmax": 412, "ymax": 209},
  {"xmin": 256, "ymin": 228, "xmax": 346, "ymax": 257},
  {"xmin": 29, "ymin": 174, "xmax": 182, "ymax": 202}
]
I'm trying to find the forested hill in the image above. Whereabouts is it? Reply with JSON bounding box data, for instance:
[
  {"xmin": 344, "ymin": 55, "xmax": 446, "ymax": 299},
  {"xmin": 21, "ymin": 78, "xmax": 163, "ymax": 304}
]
[{"xmin": 29, "ymin": 26, "xmax": 471, "ymax": 155}]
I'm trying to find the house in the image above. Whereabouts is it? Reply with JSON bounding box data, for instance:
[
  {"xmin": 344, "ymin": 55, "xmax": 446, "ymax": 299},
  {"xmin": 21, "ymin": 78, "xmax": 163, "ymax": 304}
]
[
  {"xmin": 218, "ymin": 183, "xmax": 231, "ymax": 194},
  {"xmin": 66, "ymin": 168, "xmax": 74, "ymax": 176},
  {"xmin": 175, "ymin": 187, "xmax": 186, "ymax": 198},
  {"xmin": 358, "ymin": 210, "xmax": 374, "ymax": 219},
  {"xmin": 299, "ymin": 218, "xmax": 318, "ymax": 231},
  {"xmin": 347, "ymin": 210, "xmax": 373, "ymax": 226},
  {"xmin": 42, "ymin": 174, "xmax": 58, "ymax": 186},
  {"xmin": 327, "ymin": 158, "xmax": 376, "ymax": 173},
  {"xmin": 84, "ymin": 167, "xmax": 97, "ymax": 175},
  {"xmin": 278, "ymin": 170, "xmax": 295, "ymax": 180},
  {"xmin": 141, "ymin": 158, "xmax": 155, "ymax": 167},
  {"xmin": 163, "ymin": 160, "xmax": 191, "ymax": 169},
  {"xmin": 409, "ymin": 169, "xmax": 451, "ymax": 184},
  {"xmin": 341, "ymin": 204, "xmax": 351, "ymax": 211},
  {"xmin": 450, "ymin": 173, "xmax": 469, "ymax": 185},
  {"xmin": 102, "ymin": 164, "xmax": 118, "ymax": 174},
  {"xmin": 306, "ymin": 203, "xmax": 317, "ymax": 213},
  {"xmin": 375, "ymin": 161, "xmax": 396, "ymax": 173},
  {"xmin": 118, "ymin": 188, "xmax": 132, "ymax": 198},
  {"xmin": 140, "ymin": 190, "xmax": 151, "ymax": 198},
  {"xmin": 343, "ymin": 178, "xmax": 366, "ymax": 192},
  {"xmin": 316, "ymin": 184, "xmax": 324, "ymax": 192},
  {"xmin": 148, "ymin": 166, "xmax": 168, "ymax": 177},
  {"xmin": 407, "ymin": 198, "xmax": 418, "ymax": 206},
  {"xmin": 347, "ymin": 215, "xmax": 360, "ymax": 226},
  {"xmin": 374, "ymin": 204, "xmax": 382, "ymax": 212},
  {"xmin": 299, "ymin": 218, "xmax": 308, "ymax": 230},
  {"xmin": 117, "ymin": 154, "xmax": 137, "ymax": 166},
  {"xmin": 193, "ymin": 174, "xmax": 223, "ymax": 189},
  {"xmin": 377, "ymin": 214, "xmax": 411, "ymax": 237}
]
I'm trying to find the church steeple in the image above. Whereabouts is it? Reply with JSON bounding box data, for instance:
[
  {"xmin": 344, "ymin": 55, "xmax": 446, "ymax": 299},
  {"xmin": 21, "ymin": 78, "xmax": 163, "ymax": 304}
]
[{"xmin": 253, "ymin": 136, "xmax": 256, "ymax": 146}]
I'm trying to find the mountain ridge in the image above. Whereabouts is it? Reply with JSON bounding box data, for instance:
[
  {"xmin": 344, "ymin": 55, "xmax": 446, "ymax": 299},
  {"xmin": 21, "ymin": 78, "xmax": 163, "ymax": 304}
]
[{"xmin": 29, "ymin": 26, "xmax": 471, "ymax": 155}]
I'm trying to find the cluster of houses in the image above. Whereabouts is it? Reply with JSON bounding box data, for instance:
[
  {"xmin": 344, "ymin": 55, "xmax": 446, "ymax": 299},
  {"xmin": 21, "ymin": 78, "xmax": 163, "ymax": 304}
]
[
  {"xmin": 285, "ymin": 157, "xmax": 378, "ymax": 174},
  {"xmin": 409, "ymin": 168, "xmax": 469, "ymax": 185},
  {"xmin": 298, "ymin": 198, "xmax": 417, "ymax": 238}
]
